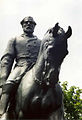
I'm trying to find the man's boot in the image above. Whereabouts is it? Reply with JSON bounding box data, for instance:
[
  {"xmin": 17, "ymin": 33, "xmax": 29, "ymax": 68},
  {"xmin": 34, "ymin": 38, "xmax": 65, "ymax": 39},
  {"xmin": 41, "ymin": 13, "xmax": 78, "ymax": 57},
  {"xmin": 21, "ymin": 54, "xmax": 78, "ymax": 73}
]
[{"xmin": 0, "ymin": 93, "xmax": 10, "ymax": 119}]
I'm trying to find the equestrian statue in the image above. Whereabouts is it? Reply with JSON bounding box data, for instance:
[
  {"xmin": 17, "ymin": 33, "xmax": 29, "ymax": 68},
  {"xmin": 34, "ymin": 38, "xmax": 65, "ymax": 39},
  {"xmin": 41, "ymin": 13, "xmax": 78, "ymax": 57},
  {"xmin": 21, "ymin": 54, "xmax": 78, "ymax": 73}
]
[{"xmin": 0, "ymin": 23, "xmax": 72, "ymax": 120}]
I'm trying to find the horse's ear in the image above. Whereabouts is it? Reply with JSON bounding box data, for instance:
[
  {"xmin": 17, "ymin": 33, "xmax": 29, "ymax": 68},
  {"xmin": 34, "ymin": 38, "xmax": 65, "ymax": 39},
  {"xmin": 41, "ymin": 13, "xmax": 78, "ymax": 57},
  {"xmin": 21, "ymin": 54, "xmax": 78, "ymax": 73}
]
[
  {"xmin": 55, "ymin": 22, "xmax": 59, "ymax": 28},
  {"xmin": 65, "ymin": 26, "xmax": 72, "ymax": 38},
  {"xmin": 52, "ymin": 22, "xmax": 59, "ymax": 37},
  {"xmin": 53, "ymin": 23, "xmax": 59, "ymax": 30}
]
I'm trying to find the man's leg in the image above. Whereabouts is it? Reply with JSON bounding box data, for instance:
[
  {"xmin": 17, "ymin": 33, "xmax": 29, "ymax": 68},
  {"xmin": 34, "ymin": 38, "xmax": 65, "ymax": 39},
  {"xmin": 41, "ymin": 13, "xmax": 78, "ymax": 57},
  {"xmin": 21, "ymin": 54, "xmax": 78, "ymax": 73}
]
[
  {"xmin": 0, "ymin": 94, "xmax": 9, "ymax": 115},
  {"xmin": 0, "ymin": 84, "xmax": 15, "ymax": 116}
]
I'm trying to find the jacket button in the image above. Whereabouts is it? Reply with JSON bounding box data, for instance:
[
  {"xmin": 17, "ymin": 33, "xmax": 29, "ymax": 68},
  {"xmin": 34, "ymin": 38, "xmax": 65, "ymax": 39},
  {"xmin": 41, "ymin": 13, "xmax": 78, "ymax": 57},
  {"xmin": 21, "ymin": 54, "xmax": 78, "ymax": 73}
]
[{"xmin": 26, "ymin": 44, "xmax": 31, "ymax": 47}]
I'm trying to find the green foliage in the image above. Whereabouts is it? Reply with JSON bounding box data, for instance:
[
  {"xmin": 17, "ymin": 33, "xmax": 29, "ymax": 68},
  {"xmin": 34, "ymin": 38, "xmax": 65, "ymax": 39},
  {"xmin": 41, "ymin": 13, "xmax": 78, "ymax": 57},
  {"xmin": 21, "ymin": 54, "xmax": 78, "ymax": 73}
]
[{"xmin": 61, "ymin": 81, "xmax": 82, "ymax": 120}]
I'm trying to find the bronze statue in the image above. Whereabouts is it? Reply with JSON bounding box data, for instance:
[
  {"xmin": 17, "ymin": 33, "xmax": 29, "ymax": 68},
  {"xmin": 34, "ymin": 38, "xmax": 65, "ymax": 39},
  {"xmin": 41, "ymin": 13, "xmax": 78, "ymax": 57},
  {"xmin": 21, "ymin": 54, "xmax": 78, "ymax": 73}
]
[
  {"xmin": 0, "ymin": 16, "xmax": 41, "ymax": 119},
  {"xmin": 0, "ymin": 23, "xmax": 72, "ymax": 120},
  {"xmin": 0, "ymin": 21, "xmax": 72, "ymax": 120}
]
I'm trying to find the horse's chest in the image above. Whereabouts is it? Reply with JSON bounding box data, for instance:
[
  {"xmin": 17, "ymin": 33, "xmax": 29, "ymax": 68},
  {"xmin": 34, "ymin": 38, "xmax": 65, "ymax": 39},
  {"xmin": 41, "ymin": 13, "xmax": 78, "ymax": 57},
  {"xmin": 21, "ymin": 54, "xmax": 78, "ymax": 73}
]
[{"xmin": 30, "ymin": 87, "xmax": 60, "ymax": 114}]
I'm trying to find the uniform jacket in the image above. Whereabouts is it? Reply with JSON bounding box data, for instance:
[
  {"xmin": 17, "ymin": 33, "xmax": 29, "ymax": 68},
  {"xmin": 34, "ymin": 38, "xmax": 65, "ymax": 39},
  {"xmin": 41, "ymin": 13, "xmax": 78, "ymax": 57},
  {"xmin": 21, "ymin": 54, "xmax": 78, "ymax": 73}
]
[{"xmin": 0, "ymin": 34, "xmax": 41, "ymax": 86}]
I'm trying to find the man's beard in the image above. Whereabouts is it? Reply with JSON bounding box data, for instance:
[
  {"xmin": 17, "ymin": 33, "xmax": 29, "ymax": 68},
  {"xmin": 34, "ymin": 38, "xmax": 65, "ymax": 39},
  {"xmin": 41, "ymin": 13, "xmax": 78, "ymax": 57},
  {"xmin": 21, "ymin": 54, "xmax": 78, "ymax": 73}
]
[{"xmin": 24, "ymin": 28, "xmax": 34, "ymax": 34}]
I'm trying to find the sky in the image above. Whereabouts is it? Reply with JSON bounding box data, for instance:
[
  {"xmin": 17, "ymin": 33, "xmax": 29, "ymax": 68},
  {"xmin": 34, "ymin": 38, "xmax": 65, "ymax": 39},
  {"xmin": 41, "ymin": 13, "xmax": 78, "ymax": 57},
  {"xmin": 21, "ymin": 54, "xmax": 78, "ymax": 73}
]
[{"xmin": 0, "ymin": 0, "xmax": 82, "ymax": 89}]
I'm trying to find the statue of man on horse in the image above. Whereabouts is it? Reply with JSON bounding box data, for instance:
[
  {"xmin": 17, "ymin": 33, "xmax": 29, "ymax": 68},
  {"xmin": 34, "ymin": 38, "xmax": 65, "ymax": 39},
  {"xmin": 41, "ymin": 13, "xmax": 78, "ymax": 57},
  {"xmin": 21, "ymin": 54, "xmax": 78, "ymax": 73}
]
[{"xmin": 0, "ymin": 17, "xmax": 72, "ymax": 120}]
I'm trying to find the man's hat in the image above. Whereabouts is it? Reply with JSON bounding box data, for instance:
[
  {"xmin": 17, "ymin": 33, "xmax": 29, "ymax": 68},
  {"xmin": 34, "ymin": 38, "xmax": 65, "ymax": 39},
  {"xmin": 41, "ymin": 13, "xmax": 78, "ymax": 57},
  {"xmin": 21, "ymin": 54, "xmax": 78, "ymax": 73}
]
[{"xmin": 20, "ymin": 16, "xmax": 36, "ymax": 25}]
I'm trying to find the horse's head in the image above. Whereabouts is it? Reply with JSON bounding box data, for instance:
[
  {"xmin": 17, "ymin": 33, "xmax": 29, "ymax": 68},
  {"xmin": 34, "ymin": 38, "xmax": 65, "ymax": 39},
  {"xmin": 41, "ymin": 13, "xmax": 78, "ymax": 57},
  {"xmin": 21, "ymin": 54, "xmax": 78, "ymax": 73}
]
[
  {"xmin": 35, "ymin": 23, "xmax": 72, "ymax": 86},
  {"xmin": 41, "ymin": 23, "xmax": 72, "ymax": 67}
]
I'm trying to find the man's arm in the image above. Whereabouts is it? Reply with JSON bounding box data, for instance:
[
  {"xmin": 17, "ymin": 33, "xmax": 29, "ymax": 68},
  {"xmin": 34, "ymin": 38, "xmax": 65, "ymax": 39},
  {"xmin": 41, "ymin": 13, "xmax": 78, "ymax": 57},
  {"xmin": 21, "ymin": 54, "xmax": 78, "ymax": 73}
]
[{"xmin": 0, "ymin": 38, "xmax": 16, "ymax": 86}]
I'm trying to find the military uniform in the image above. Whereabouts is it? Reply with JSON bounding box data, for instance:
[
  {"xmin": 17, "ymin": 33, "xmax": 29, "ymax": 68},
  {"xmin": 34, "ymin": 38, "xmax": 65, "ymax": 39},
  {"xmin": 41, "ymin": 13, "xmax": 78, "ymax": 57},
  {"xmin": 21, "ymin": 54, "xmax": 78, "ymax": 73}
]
[
  {"xmin": 0, "ymin": 34, "xmax": 41, "ymax": 90},
  {"xmin": 0, "ymin": 16, "xmax": 41, "ymax": 119}
]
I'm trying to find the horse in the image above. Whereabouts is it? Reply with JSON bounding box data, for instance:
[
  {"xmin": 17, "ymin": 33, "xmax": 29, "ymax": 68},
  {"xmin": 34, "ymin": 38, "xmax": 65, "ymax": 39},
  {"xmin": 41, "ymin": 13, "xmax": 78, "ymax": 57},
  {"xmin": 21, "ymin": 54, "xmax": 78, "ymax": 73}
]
[{"xmin": 7, "ymin": 23, "xmax": 72, "ymax": 120}]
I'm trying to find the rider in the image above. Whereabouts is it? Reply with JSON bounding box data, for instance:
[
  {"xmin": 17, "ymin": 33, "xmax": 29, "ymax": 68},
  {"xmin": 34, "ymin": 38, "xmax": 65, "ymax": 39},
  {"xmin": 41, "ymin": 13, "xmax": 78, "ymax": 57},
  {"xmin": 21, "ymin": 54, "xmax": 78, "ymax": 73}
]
[{"xmin": 0, "ymin": 16, "xmax": 41, "ymax": 118}]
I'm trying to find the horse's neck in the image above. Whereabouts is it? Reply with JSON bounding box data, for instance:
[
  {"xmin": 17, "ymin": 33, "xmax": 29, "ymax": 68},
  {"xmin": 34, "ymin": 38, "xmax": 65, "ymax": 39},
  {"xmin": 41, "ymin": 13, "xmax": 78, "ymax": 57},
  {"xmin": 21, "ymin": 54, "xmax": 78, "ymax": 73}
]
[
  {"xmin": 33, "ymin": 37, "xmax": 61, "ymax": 84},
  {"xmin": 34, "ymin": 51, "xmax": 60, "ymax": 84}
]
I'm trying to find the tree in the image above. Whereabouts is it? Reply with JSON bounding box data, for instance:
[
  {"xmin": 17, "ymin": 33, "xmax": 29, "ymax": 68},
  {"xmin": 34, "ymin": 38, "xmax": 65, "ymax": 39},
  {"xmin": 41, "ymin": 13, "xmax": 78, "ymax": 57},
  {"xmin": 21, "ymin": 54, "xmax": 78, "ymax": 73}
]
[{"xmin": 61, "ymin": 81, "xmax": 82, "ymax": 120}]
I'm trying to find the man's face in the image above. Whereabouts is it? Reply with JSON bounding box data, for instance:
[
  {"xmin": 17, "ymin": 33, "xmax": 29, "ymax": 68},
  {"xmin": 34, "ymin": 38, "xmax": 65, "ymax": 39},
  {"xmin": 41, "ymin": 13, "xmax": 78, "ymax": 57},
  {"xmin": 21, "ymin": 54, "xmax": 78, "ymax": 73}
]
[{"xmin": 22, "ymin": 21, "xmax": 35, "ymax": 34}]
